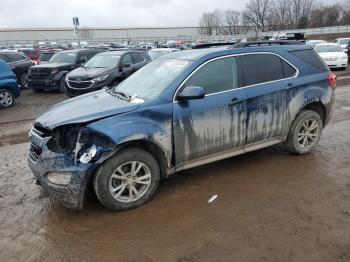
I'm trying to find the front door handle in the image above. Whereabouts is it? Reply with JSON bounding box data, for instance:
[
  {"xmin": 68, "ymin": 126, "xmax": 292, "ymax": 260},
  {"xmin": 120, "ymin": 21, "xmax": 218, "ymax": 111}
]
[
  {"xmin": 286, "ymin": 83, "xmax": 294, "ymax": 90},
  {"xmin": 228, "ymin": 97, "xmax": 243, "ymax": 106}
]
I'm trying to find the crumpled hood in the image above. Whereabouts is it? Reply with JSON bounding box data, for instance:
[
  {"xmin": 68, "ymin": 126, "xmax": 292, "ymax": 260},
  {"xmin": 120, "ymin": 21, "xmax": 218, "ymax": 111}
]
[
  {"xmin": 35, "ymin": 90, "xmax": 138, "ymax": 130},
  {"xmin": 67, "ymin": 67, "xmax": 110, "ymax": 80},
  {"xmin": 31, "ymin": 62, "xmax": 73, "ymax": 69}
]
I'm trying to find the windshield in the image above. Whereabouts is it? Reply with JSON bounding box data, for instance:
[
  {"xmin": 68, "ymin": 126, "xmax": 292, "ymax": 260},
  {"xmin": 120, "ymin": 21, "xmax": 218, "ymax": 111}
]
[
  {"xmin": 149, "ymin": 50, "xmax": 171, "ymax": 60},
  {"xmin": 315, "ymin": 45, "xmax": 343, "ymax": 53},
  {"xmin": 49, "ymin": 52, "xmax": 77, "ymax": 63},
  {"xmin": 84, "ymin": 54, "xmax": 120, "ymax": 68},
  {"xmin": 113, "ymin": 59, "xmax": 191, "ymax": 100},
  {"xmin": 39, "ymin": 52, "xmax": 55, "ymax": 61}
]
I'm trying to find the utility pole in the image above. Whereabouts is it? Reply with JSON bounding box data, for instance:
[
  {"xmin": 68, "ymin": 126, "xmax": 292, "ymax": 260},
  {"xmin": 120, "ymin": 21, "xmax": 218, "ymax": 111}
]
[{"xmin": 73, "ymin": 17, "xmax": 81, "ymax": 49}]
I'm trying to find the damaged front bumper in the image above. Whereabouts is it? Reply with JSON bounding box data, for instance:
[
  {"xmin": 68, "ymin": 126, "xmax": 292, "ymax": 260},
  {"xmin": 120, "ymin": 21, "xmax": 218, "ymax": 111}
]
[{"xmin": 28, "ymin": 128, "xmax": 98, "ymax": 209}]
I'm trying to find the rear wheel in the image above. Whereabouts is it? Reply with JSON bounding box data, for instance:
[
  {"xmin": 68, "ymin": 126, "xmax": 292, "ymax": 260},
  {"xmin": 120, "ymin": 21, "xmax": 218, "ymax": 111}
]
[
  {"xmin": 286, "ymin": 110, "xmax": 323, "ymax": 154},
  {"xmin": 93, "ymin": 148, "xmax": 160, "ymax": 211},
  {"xmin": 0, "ymin": 89, "xmax": 14, "ymax": 108}
]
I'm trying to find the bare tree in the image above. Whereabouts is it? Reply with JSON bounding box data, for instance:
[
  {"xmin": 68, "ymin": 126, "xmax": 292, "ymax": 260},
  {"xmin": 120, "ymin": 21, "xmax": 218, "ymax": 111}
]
[
  {"xmin": 224, "ymin": 9, "xmax": 241, "ymax": 34},
  {"xmin": 273, "ymin": 0, "xmax": 292, "ymax": 29},
  {"xmin": 288, "ymin": 0, "xmax": 314, "ymax": 28},
  {"xmin": 199, "ymin": 10, "xmax": 222, "ymax": 35},
  {"xmin": 243, "ymin": 0, "xmax": 274, "ymax": 32}
]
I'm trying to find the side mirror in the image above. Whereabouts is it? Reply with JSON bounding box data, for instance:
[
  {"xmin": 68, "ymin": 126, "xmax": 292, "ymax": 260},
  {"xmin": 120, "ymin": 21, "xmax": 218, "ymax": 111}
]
[{"xmin": 177, "ymin": 86, "xmax": 205, "ymax": 101}]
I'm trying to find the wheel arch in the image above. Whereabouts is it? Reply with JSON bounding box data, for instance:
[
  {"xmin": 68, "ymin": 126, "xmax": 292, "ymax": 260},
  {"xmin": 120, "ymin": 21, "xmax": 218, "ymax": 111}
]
[{"xmin": 299, "ymin": 101, "xmax": 327, "ymax": 127}]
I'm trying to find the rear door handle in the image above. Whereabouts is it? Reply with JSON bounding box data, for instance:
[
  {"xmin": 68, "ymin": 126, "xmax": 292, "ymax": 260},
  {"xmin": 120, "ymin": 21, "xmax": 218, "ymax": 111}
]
[{"xmin": 228, "ymin": 97, "xmax": 243, "ymax": 106}]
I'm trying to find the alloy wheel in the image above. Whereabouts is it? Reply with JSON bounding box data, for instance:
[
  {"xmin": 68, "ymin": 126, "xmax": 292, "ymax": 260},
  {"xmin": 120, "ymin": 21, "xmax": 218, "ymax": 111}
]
[
  {"xmin": 0, "ymin": 90, "xmax": 13, "ymax": 107},
  {"xmin": 108, "ymin": 161, "xmax": 152, "ymax": 203},
  {"xmin": 297, "ymin": 119, "xmax": 319, "ymax": 149}
]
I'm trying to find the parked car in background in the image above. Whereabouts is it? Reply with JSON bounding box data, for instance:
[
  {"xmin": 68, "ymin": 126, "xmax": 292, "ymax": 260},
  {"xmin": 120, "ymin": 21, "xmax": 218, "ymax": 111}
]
[
  {"xmin": 65, "ymin": 50, "xmax": 151, "ymax": 97},
  {"xmin": 27, "ymin": 49, "xmax": 101, "ymax": 92},
  {"xmin": 37, "ymin": 49, "xmax": 61, "ymax": 64},
  {"xmin": 148, "ymin": 48, "xmax": 179, "ymax": 60},
  {"xmin": 315, "ymin": 43, "xmax": 348, "ymax": 70},
  {"xmin": 334, "ymin": 38, "xmax": 350, "ymax": 53},
  {"xmin": 0, "ymin": 51, "xmax": 34, "ymax": 89},
  {"xmin": 28, "ymin": 42, "xmax": 335, "ymax": 210},
  {"xmin": 306, "ymin": 40, "xmax": 326, "ymax": 48},
  {"xmin": 0, "ymin": 59, "xmax": 21, "ymax": 108}
]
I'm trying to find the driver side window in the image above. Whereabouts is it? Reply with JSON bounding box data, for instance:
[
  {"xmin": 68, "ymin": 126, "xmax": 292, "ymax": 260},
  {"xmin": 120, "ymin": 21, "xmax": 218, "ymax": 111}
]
[
  {"xmin": 185, "ymin": 57, "xmax": 238, "ymax": 95},
  {"xmin": 121, "ymin": 54, "xmax": 133, "ymax": 66}
]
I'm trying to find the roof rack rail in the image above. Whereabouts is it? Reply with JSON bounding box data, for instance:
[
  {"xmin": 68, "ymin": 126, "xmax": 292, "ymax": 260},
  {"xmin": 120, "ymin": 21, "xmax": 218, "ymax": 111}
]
[
  {"xmin": 191, "ymin": 42, "xmax": 238, "ymax": 49},
  {"xmin": 232, "ymin": 40, "xmax": 301, "ymax": 48}
]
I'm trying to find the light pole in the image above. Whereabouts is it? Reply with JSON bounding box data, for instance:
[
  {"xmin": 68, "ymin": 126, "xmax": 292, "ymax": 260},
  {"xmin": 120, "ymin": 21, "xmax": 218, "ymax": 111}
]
[{"xmin": 73, "ymin": 17, "xmax": 81, "ymax": 49}]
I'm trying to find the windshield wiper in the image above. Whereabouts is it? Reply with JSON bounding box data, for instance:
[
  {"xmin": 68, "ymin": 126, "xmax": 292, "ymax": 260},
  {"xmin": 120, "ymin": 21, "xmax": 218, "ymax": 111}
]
[{"xmin": 107, "ymin": 88, "xmax": 131, "ymax": 101}]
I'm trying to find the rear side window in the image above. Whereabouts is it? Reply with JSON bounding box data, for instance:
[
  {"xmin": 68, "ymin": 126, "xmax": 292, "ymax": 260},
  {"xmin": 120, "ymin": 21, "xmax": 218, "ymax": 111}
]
[
  {"xmin": 289, "ymin": 49, "xmax": 328, "ymax": 71},
  {"xmin": 0, "ymin": 54, "xmax": 10, "ymax": 62},
  {"xmin": 6, "ymin": 53, "xmax": 26, "ymax": 62},
  {"xmin": 185, "ymin": 57, "xmax": 238, "ymax": 94},
  {"xmin": 241, "ymin": 54, "xmax": 289, "ymax": 86},
  {"xmin": 282, "ymin": 60, "xmax": 297, "ymax": 78}
]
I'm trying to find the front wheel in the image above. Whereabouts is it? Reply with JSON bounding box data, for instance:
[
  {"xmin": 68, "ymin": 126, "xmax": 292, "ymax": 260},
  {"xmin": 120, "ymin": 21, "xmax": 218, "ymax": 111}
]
[
  {"xmin": 19, "ymin": 72, "xmax": 29, "ymax": 89},
  {"xmin": 93, "ymin": 148, "xmax": 160, "ymax": 211},
  {"xmin": 59, "ymin": 77, "xmax": 66, "ymax": 93},
  {"xmin": 0, "ymin": 89, "xmax": 14, "ymax": 108},
  {"xmin": 286, "ymin": 110, "xmax": 323, "ymax": 155}
]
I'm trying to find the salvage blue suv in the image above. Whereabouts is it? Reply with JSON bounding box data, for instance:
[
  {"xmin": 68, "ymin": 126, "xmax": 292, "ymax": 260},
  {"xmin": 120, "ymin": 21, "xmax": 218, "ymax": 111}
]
[{"xmin": 28, "ymin": 42, "xmax": 335, "ymax": 210}]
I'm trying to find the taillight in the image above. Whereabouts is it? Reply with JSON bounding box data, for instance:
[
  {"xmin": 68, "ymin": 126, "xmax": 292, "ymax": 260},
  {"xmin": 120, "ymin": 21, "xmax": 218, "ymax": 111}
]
[{"xmin": 328, "ymin": 73, "xmax": 337, "ymax": 91}]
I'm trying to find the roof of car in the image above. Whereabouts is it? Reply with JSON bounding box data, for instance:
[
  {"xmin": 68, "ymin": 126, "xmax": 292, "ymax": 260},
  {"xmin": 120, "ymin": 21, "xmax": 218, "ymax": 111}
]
[
  {"xmin": 161, "ymin": 44, "xmax": 312, "ymax": 61},
  {"xmin": 97, "ymin": 50, "xmax": 137, "ymax": 55}
]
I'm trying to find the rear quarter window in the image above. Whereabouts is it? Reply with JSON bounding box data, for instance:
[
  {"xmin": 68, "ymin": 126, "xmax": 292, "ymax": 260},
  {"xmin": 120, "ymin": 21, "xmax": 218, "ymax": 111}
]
[
  {"xmin": 241, "ymin": 54, "xmax": 288, "ymax": 86},
  {"xmin": 289, "ymin": 49, "xmax": 329, "ymax": 71}
]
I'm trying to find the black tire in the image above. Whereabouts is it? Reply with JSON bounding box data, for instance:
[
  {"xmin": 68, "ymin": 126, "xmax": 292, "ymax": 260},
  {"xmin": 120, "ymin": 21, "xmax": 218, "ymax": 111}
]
[
  {"xmin": 286, "ymin": 110, "xmax": 323, "ymax": 155},
  {"xmin": 59, "ymin": 77, "xmax": 66, "ymax": 93},
  {"xmin": 93, "ymin": 148, "xmax": 160, "ymax": 211},
  {"xmin": 0, "ymin": 89, "xmax": 15, "ymax": 108},
  {"xmin": 19, "ymin": 72, "xmax": 29, "ymax": 89}
]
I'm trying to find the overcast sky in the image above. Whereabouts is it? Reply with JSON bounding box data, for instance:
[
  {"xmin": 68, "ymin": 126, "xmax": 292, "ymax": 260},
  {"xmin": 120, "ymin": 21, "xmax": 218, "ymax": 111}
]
[
  {"xmin": 0, "ymin": 0, "xmax": 342, "ymax": 28},
  {"xmin": 0, "ymin": 0, "xmax": 250, "ymax": 28}
]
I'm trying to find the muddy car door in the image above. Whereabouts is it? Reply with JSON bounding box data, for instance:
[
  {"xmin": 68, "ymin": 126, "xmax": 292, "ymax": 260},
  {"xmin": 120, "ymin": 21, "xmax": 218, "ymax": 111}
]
[
  {"xmin": 240, "ymin": 53, "xmax": 298, "ymax": 146},
  {"xmin": 173, "ymin": 56, "xmax": 247, "ymax": 167}
]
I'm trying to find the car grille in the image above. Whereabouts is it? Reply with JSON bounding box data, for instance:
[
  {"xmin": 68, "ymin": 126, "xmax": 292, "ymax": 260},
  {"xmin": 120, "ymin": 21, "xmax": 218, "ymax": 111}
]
[
  {"xmin": 67, "ymin": 80, "xmax": 93, "ymax": 89},
  {"xmin": 30, "ymin": 68, "xmax": 52, "ymax": 79},
  {"xmin": 29, "ymin": 143, "xmax": 42, "ymax": 162},
  {"xmin": 29, "ymin": 125, "xmax": 52, "ymax": 162}
]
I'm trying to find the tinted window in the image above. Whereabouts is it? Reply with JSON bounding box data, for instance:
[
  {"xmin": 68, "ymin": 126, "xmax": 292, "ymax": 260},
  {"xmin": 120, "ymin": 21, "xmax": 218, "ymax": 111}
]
[
  {"xmin": 241, "ymin": 54, "xmax": 284, "ymax": 86},
  {"xmin": 121, "ymin": 53, "xmax": 133, "ymax": 66},
  {"xmin": 7, "ymin": 53, "xmax": 26, "ymax": 62},
  {"xmin": 0, "ymin": 54, "xmax": 10, "ymax": 62},
  {"xmin": 185, "ymin": 57, "xmax": 238, "ymax": 94},
  {"xmin": 289, "ymin": 49, "xmax": 328, "ymax": 71},
  {"xmin": 131, "ymin": 53, "xmax": 144, "ymax": 63},
  {"xmin": 281, "ymin": 59, "xmax": 297, "ymax": 78}
]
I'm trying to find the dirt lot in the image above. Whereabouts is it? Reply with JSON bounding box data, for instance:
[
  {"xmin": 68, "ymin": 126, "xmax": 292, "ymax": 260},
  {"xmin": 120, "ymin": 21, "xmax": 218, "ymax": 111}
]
[{"xmin": 0, "ymin": 73, "xmax": 350, "ymax": 261}]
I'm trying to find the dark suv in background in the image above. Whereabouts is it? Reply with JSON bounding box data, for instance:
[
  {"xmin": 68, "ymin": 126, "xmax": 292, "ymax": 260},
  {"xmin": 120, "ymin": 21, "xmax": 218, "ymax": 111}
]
[
  {"xmin": 27, "ymin": 49, "xmax": 101, "ymax": 92},
  {"xmin": 0, "ymin": 51, "xmax": 34, "ymax": 89},
  {"xmin": 65, "ymin": 50, "xmax": 151, "ymax": 97}
]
